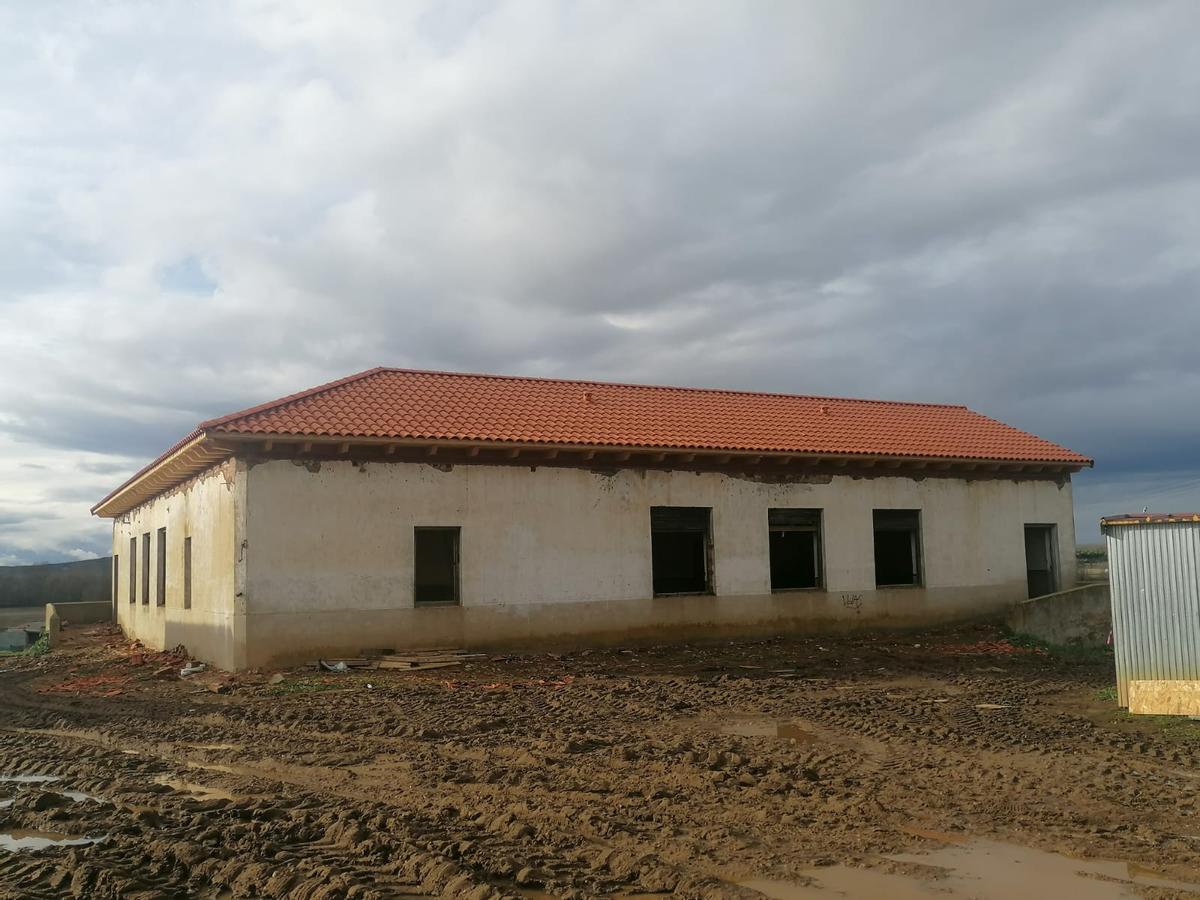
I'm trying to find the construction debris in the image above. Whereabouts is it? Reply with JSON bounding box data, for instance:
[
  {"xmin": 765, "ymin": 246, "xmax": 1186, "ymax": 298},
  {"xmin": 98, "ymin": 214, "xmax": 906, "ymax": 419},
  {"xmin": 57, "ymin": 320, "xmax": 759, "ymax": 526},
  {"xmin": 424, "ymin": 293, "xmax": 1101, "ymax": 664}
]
[
  {"xmin": 376, "ymin": 649, "xmax": 485, "ymax": 672},
  {"xmin": 377, "ymin": 659, "xmax": 462, "ymax": 671},
  {"xmin": 313, "ymin": 649, "xmax": 486, "ymax": 673}
]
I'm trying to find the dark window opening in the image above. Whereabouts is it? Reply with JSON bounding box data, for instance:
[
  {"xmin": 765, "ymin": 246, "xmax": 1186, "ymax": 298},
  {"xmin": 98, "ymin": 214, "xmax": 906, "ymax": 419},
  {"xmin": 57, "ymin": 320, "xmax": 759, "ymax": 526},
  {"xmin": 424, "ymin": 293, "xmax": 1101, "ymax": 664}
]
[
  {"xmin": 769, "ymin": 508, "xmax": 822, "ymax": 590},
  {"xmin": 1024, "ymin": 524, "xmax": 1058, "ymax": 598},
  {"xmin": 141, "ymin": 533, "xmax": 151, "ymax": 605},
  {"xmin": 155, "ymin": 528, "xmax": 167, "ymax": 607},
  {"xmin": 129, "ymin": 537, "xmax": 137, "ymax": 604},
  {"xmin": 651, "ymin": 506, "xmax": 712, "ymax": 595},
  {"xmin": 873, "ymin": 509, "xmax": 922, "ymax": 587},
  {"xmin": 415, "ymin": 527, "xmax": 460, "ymax": 605},
  {"xmin": 112, "ymin": 555, "xmax": 119, "ymax": 611},
  {"xmin": 184, "ymin": 537, "xmax": 193, "ymax": 610}
]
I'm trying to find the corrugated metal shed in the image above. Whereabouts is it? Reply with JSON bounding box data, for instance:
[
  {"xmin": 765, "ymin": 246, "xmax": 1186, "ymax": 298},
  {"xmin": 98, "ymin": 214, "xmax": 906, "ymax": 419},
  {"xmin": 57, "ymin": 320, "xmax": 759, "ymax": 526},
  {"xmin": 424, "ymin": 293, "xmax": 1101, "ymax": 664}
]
[{"xmin": 1102, "ymin": 513, "xmax": 1200, "ymax": 706}]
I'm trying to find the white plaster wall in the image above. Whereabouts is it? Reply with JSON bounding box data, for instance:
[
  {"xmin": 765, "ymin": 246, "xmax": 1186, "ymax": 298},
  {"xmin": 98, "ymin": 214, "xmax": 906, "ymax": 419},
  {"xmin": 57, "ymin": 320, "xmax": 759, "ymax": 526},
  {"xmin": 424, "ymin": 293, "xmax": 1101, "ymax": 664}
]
[
  {"xmin": 240, "ymin": 459, "xmax": 1077, "ymax": 668},
  {"xmin": 110, "ymin": 460, "xmax": 244, "ymax": 669}
]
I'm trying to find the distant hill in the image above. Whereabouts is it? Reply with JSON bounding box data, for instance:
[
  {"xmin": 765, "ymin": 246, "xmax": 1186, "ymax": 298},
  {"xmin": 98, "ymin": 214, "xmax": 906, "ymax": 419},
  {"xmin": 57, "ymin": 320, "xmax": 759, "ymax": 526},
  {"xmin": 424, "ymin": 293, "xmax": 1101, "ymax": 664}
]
[{"xmin": 0, "ymin": 557, "xmax": 111, "ymax": 608}]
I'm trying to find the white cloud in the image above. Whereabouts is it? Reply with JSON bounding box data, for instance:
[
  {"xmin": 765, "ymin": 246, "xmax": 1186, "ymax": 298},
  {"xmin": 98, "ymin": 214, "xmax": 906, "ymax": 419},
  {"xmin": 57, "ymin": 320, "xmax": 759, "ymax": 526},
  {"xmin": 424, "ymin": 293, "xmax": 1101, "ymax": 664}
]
[{"xmin": 1, "ymin": 0, "xmax": 1199, "ymax": 556}]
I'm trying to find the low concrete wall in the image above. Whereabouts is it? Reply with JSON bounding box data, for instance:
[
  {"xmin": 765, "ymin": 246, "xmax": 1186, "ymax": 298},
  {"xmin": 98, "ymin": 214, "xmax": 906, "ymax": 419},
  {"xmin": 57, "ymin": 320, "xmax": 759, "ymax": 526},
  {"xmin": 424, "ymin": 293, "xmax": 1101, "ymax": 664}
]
[
  {"xmin": 44, "ymin": 601, "xmax": 113, "ymax": 648},
  {"xmin": 45, "ymin": 601, "xmax": 112, "ymax": 629},
  {"xmin": 1006, "ymin": 582, "xmax": 1110, "ymax": 646}
]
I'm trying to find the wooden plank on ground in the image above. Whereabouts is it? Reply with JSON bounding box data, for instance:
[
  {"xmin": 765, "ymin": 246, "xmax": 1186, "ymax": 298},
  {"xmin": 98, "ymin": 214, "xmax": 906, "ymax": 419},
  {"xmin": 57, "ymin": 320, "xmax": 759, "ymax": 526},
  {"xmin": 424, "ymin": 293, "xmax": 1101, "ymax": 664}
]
[
  {"xmin": 382, "ymin": 655, "xmax": 484, "ymax": 665},
  {"xmin": 377, "ymin": 659, "xmax": 463, "ymax": 671}
]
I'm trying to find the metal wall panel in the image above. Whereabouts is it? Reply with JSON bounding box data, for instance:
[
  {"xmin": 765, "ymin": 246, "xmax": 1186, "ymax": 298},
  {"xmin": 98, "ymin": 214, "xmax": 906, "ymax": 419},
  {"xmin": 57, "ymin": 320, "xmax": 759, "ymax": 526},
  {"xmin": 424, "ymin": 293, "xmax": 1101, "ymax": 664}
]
[{"xmin": 1105, "ymin": 521, "xmax": 1200, "ymax": 706}]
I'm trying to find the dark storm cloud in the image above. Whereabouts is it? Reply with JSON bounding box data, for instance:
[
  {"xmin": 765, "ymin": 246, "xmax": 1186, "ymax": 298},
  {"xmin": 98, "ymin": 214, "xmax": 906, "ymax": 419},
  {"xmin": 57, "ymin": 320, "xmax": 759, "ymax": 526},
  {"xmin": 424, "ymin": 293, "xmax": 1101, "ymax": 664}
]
[
  {"xmin": 1, "ymin": 0, "xmax": 1199, "ymax": 558},
  {"xmin": 2, "ymin": 410, "xmax": 197, "ymax": 459}
]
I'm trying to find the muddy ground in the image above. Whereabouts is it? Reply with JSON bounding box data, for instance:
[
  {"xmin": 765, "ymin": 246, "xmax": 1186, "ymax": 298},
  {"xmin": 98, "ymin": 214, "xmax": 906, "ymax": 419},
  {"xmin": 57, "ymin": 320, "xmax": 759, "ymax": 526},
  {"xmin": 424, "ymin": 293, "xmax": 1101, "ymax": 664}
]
[{"xmin": 1, "ymin": 624, "xmax": 1199, "ymax": 899}]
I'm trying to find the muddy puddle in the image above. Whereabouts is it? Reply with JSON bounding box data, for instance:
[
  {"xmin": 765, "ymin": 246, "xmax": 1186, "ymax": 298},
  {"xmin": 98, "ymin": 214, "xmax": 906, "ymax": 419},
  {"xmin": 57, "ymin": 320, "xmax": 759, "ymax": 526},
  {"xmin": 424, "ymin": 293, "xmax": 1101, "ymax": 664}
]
[
  {"xmin": 742, "ymin": 836, "xmax": 1200, "ymax": 898},
  {"xmin": 0, "ymin": 771, "xmax": 111, "ymax": 853},
  {"xmin": 0, "ymin": 829, "xmax": 108, "ymax": 853},
  {"xmin": 720, "ymin": 718, "xmax": 817, "ymax": 744},
  {"xmin": 0, "ymin": 773, "xmax": 105, "ymax": 810}
]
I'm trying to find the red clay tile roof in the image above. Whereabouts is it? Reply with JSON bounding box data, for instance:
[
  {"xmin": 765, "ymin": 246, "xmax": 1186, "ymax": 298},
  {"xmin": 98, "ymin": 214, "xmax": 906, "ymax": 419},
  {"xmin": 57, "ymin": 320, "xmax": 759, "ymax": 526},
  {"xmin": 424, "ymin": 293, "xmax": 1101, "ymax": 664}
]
[{"xmin": 198, "ymin": 367, "xmax": 1091, "ymax": 465}]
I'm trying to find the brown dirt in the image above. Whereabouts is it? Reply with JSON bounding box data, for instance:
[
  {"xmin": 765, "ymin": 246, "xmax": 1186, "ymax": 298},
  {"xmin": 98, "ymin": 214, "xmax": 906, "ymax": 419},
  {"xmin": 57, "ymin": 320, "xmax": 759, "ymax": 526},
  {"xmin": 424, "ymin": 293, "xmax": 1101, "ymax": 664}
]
[{"xmin": 1, "ymin": 624, "xmax": 1199, "ymax": 898}]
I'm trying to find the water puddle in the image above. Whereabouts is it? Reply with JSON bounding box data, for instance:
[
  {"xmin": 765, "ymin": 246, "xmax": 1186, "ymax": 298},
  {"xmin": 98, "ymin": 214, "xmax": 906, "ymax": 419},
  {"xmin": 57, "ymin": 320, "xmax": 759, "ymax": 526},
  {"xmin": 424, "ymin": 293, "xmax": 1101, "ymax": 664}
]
[
  {"xmin": 0, "ymin": 773, "xmax": 106, "ymax": 810},
  {"xmin": 58, "ymin": 790, "xmax": 105, "ymax": 804},
  {"xmin": 720, "ymin": 718, "xmax": 817, "ymax": 744},
  {"xmin": 741, "ymin": 837, "xmax": 1200, "ymax": 898},
  {"xmin": 0, "ymin": 829, "xmax": 108, "ymax": 853}
]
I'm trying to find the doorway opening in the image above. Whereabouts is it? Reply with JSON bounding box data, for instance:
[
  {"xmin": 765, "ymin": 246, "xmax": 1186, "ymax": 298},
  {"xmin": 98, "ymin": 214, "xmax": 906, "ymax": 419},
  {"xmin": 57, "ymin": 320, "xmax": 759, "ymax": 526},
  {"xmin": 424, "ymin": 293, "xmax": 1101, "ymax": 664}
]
[
  {"xmin": 650, "ymin": 506, "xmax": 713, "ymax": 595},
  {"xmin": 414, "ymin": 527, "xmax": 460, "ymax": 606},
  {"xmin": 1024, "ymin": 525, "xmax": 1058, "ymax": 598},
  {"xmin": 873, "ymin": 509, "xmax": 922, "ymax": 586},
  {"xmin": 768, "ymin": 508, "xmax": 822, "ymax": 590}
]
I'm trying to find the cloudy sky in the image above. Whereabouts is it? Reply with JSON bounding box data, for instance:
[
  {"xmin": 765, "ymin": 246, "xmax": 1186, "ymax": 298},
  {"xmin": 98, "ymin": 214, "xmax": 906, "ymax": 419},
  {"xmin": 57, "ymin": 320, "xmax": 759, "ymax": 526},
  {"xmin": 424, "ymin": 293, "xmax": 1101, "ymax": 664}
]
[{"xmin": 2, "ymin": 0, "xmax": 1198, "ymax": 564}]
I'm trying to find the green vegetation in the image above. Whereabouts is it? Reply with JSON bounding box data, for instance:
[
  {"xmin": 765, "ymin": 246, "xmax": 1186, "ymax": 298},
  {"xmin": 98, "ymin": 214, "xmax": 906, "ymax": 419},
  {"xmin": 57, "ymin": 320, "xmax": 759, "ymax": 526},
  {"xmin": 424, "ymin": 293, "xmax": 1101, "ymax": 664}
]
[
  {"xmin": 1095, "ymin": 685, "xmax": 1118, "ymax": 702},
  {"xmin": 1006, "ymin": 631, "xmax": 1114, "ymax": 664},
  {"xmin": 1076, "ymin": 545, "xmax": 1107, "ymax": 562},
  {"xmin": 0, "ymin": 631, "xmax": 49, "ymax": 659},
  {"xmin": 1114, "ymin": 711, "xmax": 1200, "ymax": 743},
  {"xmin": 268, "ymin": 676, "xmax": 351, "ymax": 696}
]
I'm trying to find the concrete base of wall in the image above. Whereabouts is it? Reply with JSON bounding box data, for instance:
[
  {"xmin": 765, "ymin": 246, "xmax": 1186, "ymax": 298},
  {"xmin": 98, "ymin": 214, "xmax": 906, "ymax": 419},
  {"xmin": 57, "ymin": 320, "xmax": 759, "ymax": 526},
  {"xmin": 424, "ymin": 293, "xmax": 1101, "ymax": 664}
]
[
  {"xmin": 1006, "ymin": 583, "xmax": 1111, "ymax": 646},
  {"xmin": 241, "ymin": 585, "xmax": 1018, "ymax": 669},
  {"xmin": 1129, "ymin": 680, "xmax": 1200, "ymax": 716}
]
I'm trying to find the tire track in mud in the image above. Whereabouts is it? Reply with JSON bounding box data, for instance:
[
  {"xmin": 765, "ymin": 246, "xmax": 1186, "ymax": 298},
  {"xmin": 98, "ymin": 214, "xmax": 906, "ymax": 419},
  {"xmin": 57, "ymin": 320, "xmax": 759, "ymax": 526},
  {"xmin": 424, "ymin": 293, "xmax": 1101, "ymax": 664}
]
[
  {"xmin": 0, "ymin": 703, "xmax": 746, "ymax": 898},
  {"xmin": 2, "ymin": 630, "xmax": 1200, "ymax": 897}
]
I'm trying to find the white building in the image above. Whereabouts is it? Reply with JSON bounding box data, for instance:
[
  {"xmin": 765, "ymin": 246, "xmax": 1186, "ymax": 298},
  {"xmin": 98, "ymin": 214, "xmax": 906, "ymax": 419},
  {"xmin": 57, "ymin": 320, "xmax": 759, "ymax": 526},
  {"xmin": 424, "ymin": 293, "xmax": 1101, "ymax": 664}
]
[{"xmin": 92, "ymin": 368, "xmax": 1091, "ymax": 671}]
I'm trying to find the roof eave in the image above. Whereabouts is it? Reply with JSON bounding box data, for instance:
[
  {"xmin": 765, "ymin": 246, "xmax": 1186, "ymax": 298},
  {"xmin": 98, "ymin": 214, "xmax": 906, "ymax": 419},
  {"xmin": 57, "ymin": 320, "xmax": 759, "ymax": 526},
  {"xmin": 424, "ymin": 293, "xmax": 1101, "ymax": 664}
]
[
  {"xmin": 90, "ymin": 433, "xmax": 232, "ymax": 519},
  {"xmin": 208, "ymin": 431, "xmax": 1092, "ymax": 471},
  {"xmin": 92, "ymin": 430, "xmax": 1089, "ymax": 519}
]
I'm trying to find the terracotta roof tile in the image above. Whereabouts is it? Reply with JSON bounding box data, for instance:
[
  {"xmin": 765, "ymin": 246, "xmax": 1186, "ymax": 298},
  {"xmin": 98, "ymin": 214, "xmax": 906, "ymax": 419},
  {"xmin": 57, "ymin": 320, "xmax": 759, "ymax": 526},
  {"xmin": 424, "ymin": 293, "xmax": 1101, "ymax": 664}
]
[{"xmin": 198, "ymin": 367, "xmax": 1091, "ymax": 465}]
